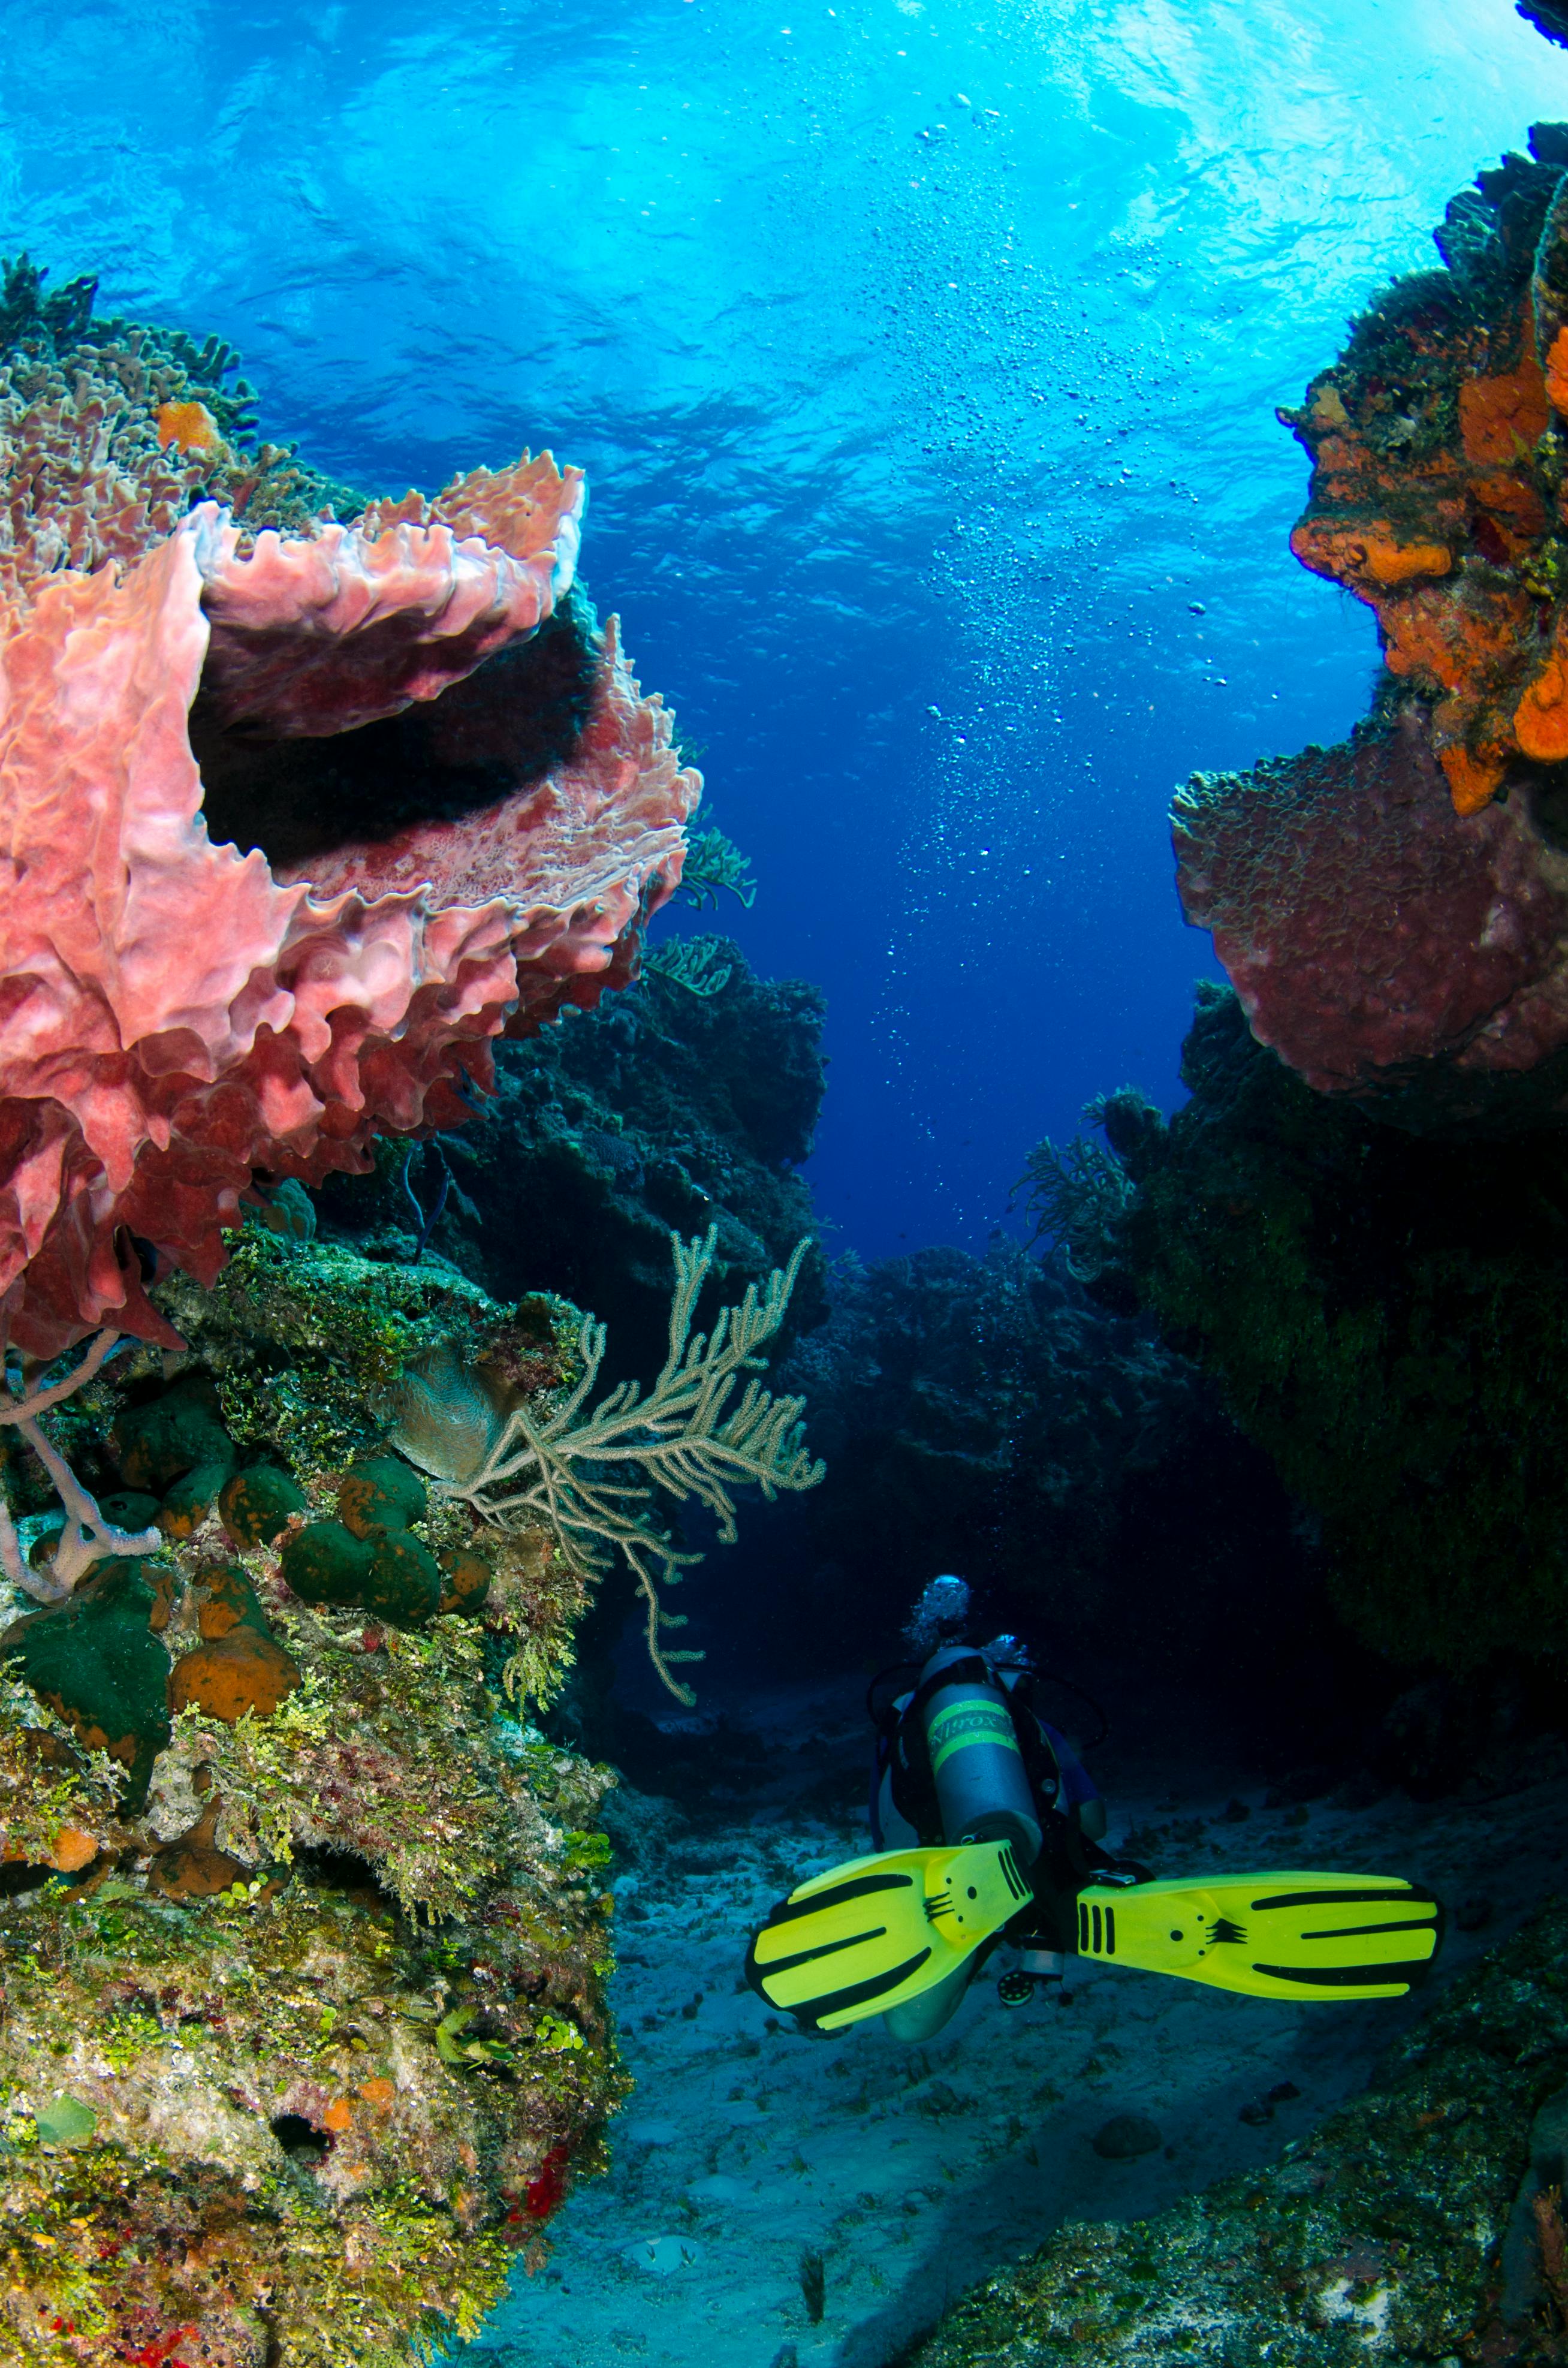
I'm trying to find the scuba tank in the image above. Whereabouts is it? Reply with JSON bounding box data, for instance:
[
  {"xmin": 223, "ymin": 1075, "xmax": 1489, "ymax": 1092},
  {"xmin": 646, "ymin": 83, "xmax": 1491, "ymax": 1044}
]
[
  {"xmin": 905, "ymin": 1643, "xmax": 1044, "ymax": 1863},
  {"xmin": 869, "ymin": 1632, "xmax": 1104, "ymax": 1862}
]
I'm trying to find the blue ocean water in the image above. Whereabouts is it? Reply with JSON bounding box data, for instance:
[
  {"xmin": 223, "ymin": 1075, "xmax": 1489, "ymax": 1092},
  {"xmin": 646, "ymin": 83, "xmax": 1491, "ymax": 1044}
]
[
  {"xmin": 3, "ymin": 0, "xmax": 1560, "ymax": 1258},
  {"xmin": 5, "ymin": 11, "xmax": 1568, "ymax": 2367}
]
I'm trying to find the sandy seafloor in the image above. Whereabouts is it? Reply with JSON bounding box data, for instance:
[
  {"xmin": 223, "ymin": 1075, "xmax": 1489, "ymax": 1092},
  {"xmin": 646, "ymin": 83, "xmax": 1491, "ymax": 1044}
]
[{"xmin": 468, "ymin": 1681, "xmax": 1568, "ymax": 2368}]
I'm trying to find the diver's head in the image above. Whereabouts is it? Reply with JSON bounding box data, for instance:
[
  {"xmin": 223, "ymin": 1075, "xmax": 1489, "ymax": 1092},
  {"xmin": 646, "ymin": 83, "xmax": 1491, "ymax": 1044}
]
[{"xmin": 903, "ymin": 1573, "xmax": 972, "ymax": 1658}]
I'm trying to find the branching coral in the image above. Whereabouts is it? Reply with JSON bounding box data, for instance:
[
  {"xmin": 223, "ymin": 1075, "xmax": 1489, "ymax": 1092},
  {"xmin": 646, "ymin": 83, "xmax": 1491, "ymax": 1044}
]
[
  {"xmin": 0, "ymin": 1332, "xmax": 161, "ymax": 1602},
  {"xmin": 413, "ymin": 1228, "xmax": 824, "ymax": 1704},
  {"xmin": 1013, "ymin": 1105, "xmax": 1136, "ymax": 1284}
]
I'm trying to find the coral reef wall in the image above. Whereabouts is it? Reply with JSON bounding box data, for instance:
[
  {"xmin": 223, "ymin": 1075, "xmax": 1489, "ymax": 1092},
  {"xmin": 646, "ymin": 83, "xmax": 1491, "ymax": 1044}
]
[
  {"xmin": 0, "ymin": 1220, "xmax": 624, "ymax": 2362},
  {"xmin": 1075, "ymin": 985, "xmax": 1568, "ymax": 1676},
  {"xmin": 0, "ymin": 254, "xmax": 738, "ymax": 2365},
  {"xmin": 1172, "ymin": 124, "xmax": 1568, "ymax": 1126},
  {"xmin": 773, "ymin": 1239, "xmax": 1321, "ymax": 1722}
]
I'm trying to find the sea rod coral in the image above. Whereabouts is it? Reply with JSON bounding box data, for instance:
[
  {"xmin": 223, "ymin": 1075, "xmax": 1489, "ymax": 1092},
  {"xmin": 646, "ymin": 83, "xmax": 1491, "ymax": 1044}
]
[
  {"xmin": 391, "ymin": 1227, "xmax": 825, "ymax": 1704},
  {"xmin": 0, "ymin": 261, "xmax": 699, "ymax": 1359},
  {"xmin": 0, "ymin": 1332, "xmax": 161, "ymax": 1600}
]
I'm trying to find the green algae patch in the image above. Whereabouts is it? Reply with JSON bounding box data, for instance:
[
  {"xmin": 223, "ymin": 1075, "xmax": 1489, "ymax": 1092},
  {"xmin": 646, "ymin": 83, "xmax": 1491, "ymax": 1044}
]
[
  {"xmin": 32, "ymin": 2093, "xmax": 97, "ymax": 2147},
  {"xmin": 153, "ymin": 1225, "xmax": 555, "ymax": 1481}
]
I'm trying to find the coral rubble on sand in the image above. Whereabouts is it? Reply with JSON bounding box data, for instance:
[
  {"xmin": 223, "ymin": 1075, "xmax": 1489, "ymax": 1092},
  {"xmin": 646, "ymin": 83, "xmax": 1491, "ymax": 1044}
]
[
  {"xmin": 1027, "ymin": 986, "xmax": 1568, "ymax": 1673},
  {"xmin": 0, "ymin": 1221, "xmax": 624, "ymax": 2362},
  {"xmin": 1172, "ymin": 123, "xmax": 1568, "ymax": 1122},
  {"xmin": 901, "ymin": 1898, "xmax": 1568, "ymax": 2368},
  {"xmin": 0, "ymin": 260, "xmax": 698, "ymax": 1359}
]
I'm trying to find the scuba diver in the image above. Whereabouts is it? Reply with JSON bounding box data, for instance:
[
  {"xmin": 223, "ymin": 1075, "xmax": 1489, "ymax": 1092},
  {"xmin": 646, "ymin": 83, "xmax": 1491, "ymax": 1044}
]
[{"xmin": 744, "ymin": 1577, "xmax": 1443, "ymax": 2038}]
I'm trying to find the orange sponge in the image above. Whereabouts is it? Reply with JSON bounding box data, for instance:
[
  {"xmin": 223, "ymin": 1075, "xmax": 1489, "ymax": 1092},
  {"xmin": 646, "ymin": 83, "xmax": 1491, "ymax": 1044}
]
[{"xmin": 153, "ymin": 399, "xmax": 221, "ymax": 454}]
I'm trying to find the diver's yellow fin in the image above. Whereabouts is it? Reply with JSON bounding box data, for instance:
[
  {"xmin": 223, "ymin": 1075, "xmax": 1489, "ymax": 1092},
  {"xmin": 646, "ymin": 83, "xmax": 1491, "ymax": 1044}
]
[
  {"xmin": 744, "ymin": 1838, "xmax": 1031, "ymax": 2032},
  {"xmin": 1074, "ymin": 1871, "xmax": 1443, "ymax": 2001}
]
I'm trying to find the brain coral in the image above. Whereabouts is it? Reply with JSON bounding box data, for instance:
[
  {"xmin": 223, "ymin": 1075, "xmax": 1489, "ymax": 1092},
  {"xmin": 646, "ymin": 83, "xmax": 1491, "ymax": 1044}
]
[{"xmin": 0, "ymin": 267, "xmax": 699, "ymax": 1356}]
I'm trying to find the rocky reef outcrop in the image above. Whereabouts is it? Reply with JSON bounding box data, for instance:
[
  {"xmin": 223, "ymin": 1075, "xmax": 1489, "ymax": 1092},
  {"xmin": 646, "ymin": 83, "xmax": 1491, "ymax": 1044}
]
[
  {"xmin": 900, "ymin": 1897, "xmax": 1568, "ymax": 2368},
  {"xmin": 0, "ymin": 1199, "xmax": 822, "ymax": 2354},
  {"xmin": 1173, "ymin": 124, "xmax": 1568, "ymax": 1127},
  {"xmin": 318, "ymin": 939, "xmax": 829, "ymax": 1385},
  {"xmin": 0, "ymin": 1220, "xmax": 623, "ymax": 2361},
  {"xmin": 1036, "ymin": 984, "xmax": 1568, "ymax": 1677},
  {"xmin": 0, "ymin": 254, "xmax": 825, "ymax": 2366}
]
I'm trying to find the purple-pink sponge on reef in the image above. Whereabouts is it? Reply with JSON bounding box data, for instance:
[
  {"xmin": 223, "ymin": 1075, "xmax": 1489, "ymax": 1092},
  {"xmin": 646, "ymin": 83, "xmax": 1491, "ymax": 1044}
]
[{"xmin": 1173, "ymin": 709, "xmax": 1568, "ymax": 1116}]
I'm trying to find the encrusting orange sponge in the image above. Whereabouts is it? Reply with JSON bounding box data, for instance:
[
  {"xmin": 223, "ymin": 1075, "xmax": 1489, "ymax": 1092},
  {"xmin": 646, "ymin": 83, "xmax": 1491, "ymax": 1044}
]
[
  {"xmin": 1281, "ymin": 165, "xmax": 1568, "ymax": 817},
  {"xmin": 153, "ymin": 399, "xmax": 221, "ymax": 454}
]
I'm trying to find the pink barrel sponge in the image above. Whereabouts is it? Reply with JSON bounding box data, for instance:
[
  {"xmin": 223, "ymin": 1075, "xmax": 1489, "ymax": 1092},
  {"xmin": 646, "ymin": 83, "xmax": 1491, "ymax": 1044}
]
[
  {"xmin": 0, "ymin": 471, "xmax": 698, "ymax": 1357},
  {"xmin": 1172, "ymin": 709, "xmax": 1568, "ymax": 1110}
]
